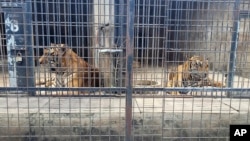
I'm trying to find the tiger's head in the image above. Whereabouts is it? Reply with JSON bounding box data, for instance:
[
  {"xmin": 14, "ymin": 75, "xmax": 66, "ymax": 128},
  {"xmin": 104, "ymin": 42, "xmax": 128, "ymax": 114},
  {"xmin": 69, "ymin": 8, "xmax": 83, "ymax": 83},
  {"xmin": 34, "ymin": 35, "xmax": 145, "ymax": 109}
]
[
  {"xmin": 188, "ymin": 55, "xmax": 209, "ymax": 81},
  {"xmin": 39, "ymin": 43, "xmax": 67, "ymax": 64},
  {"xmin": 39, "ymin": 43, "xmax": 67, "ymax": 71},
  {"xmin": 189, "ymin": 56, "xmax": 209, "ymax": 71}
]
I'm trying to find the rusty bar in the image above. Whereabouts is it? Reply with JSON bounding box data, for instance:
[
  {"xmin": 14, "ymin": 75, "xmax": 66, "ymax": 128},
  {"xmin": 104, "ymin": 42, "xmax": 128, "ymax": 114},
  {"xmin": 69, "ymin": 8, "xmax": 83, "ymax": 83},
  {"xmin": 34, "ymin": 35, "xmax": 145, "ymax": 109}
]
[{"xmin": 125, "ymin": 0, "xmax": 135, "ymax": 141}]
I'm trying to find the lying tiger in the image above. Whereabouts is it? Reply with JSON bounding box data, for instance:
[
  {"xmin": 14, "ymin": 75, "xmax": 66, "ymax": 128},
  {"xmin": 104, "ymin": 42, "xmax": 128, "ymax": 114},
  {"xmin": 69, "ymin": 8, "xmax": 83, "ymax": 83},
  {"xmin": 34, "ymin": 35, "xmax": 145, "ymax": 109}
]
[
  {"xmin": 166, "ymin": 56, "xmax": 225, "ymax": 95},
  {"xmin": 36, "ymin": 43, "xmax": 103, "ymax": 95}
]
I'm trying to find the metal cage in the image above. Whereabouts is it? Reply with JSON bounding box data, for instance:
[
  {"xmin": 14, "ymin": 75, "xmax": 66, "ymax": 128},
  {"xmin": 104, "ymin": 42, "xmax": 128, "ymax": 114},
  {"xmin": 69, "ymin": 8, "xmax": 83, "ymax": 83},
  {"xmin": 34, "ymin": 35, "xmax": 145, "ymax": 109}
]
[{"xmin": 0, "ymin": 0, "xmax": 250, "ymax": 140}]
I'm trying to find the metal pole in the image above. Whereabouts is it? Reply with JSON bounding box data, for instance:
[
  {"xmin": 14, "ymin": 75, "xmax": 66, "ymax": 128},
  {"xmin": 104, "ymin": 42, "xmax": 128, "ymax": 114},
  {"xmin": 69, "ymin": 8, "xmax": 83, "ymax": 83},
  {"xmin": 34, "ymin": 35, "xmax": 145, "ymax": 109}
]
[
  {"xmin": 24, "ymin": 0, "xmax": 35, "ymax": 96},
  {"xmin": 125, "ymin": 0, "xmax": 134, "ymax": 141},
  {"xmin": 227, "ymin": 0, "xmax": 241, "ymax": 97}
]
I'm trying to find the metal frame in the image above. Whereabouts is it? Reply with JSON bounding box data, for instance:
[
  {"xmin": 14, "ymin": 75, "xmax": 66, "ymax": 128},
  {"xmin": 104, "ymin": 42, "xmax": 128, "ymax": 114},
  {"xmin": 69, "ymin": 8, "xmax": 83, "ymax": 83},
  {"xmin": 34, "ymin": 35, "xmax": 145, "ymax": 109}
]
[
  {"xmin": 0, "ymin": 0, "xmax": 250, "ymax": 140},
  {"xmin": 125, "ymin": 1, "xmax": 134, "ymax": 140},
  {"xmin": 0, "ymin": 0, "xmax": 249, "ymax": 96}
]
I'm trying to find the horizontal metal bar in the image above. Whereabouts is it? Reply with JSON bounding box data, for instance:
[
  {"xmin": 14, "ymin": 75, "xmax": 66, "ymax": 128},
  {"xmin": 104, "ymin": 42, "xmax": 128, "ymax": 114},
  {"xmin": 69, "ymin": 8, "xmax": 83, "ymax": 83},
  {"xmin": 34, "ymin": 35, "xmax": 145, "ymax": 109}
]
[
  {"xmin": 1, "ymin": 93, "xmax": 248, "ymax": 99},
  {"xmin": 0, "ymin": 87, "xmax": 127, "ymax": 92},
  {"xmin": 0, "ymin": 87, "xmax": 250, "ymax": 92},
  {"xmin": 98, "ymin": 49, "xmax": 123, "ymax": 53}
]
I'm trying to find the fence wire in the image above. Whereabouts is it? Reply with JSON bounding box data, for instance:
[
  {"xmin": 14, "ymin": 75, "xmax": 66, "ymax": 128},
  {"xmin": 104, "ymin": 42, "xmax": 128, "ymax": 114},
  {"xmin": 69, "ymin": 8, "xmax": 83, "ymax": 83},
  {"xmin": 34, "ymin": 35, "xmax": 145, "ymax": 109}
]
[{"xmin": 0, "ymin": 0, "xmax": 250, "ymax": 141}]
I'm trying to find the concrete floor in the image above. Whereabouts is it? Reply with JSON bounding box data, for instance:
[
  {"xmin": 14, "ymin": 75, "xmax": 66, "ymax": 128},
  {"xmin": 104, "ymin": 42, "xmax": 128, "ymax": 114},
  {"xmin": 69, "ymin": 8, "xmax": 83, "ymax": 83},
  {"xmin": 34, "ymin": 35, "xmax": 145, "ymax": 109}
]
[{"xmin": 0, "ymin": 97, "xmax": 248, "ymax": 114}]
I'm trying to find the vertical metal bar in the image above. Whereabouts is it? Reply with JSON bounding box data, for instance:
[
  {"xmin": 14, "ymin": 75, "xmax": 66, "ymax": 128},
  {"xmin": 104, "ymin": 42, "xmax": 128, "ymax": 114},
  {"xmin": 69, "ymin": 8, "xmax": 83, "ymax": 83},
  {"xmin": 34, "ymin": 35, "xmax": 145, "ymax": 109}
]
[
  {"xmin": 227, "ymin": 0, "xmax": 241, "ymax": 97},
  {"xmin": 125, "ymin": 0, "xmax": 134, "ymax": 141},
  {"xmin": 24, "ymin": 1, "xmax": 35, "ymax": 95}
]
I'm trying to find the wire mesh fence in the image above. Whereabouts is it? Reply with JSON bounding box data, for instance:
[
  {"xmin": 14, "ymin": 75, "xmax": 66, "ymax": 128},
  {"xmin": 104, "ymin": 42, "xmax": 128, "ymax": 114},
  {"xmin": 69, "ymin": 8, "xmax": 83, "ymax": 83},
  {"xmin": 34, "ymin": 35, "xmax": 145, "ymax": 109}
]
[{"xmin": 0, "ymin": 0, "xmax": 250, "ymax": 140}]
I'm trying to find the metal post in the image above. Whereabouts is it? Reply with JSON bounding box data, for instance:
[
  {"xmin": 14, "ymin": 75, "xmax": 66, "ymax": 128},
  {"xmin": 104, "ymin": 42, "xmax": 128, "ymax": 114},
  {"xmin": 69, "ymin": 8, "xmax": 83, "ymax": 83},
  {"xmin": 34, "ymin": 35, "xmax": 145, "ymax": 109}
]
[
  {"xmin": 227, "ymin": 0, "xmax": 241, "ymax": 97},
  {"xmin": 126, "ymin": 0, "xmax": 134, "ymax": 141},
  {"xmin": 24, "ymin": 1, "xmax": 35, "ymax": 95},
  {"xmin": 114, "ymin": 0, "xmax": 127, "ymax": 89}
]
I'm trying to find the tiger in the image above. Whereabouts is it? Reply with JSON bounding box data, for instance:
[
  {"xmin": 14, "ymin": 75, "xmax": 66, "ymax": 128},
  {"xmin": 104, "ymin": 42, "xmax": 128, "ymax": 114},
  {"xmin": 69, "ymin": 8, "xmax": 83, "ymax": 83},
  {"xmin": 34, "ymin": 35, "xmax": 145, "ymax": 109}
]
[
  {"xmin": 36, "ymin": 43, "xmax": 103, "ymax": 95},
  {"xmin": 166, "ymin": 55, "xmax": 225, "ymax": 95}
]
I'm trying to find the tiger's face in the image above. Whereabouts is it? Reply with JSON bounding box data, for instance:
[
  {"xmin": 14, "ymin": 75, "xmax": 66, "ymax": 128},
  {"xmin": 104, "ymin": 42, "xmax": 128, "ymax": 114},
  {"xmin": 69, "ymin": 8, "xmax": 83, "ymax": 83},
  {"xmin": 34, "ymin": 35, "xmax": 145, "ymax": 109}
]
[
  {"xmin": 189, "ymin": 56, "xmax": 208, "ymax": 71},
  {"xmin": 188, "ymin": 56, "xmax": 209, "ymax": 80},
  {"xmin": 39, "ymin": 43, "xmax": 66, "ymax": 71}
]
